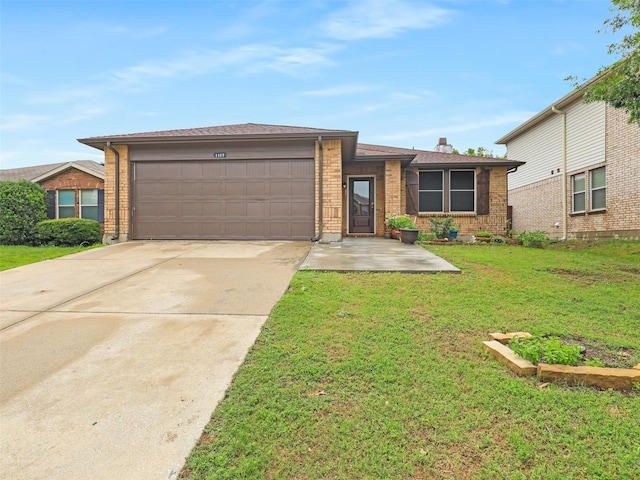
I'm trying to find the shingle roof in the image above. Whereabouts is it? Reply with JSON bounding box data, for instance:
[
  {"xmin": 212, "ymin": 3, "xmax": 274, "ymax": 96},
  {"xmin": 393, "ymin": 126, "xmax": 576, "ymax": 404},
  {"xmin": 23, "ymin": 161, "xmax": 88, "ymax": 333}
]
[
  {"xmin": 357, "ymin": 143, "xmax": 525, "ymax": 167},
  {"xmin": 0, "ymin": 161, "xmax": 104, "ymax": 182},
  {"xmin": 79, "ymin": 123, "xmax": 357, "ymax": 142}
]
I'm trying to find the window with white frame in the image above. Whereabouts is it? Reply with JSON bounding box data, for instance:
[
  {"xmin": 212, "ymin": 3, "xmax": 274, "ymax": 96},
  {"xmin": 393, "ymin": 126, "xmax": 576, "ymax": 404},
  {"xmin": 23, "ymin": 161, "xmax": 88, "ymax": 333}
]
[
  {"xmin": 572, "ymin": 173, "xmax": 586, "ymax": 213},
  {"xmin": 590, "ymin": 167, "xmax": 606, "ymax": 210},
  {"xmin": 418, "ymin": 170, "xmax": 475, "ymax": 213},
  {"xmin": 419, "ymin": 171, "xmax": 444, "ymax": 212},
  {"xmin": 57, "ymin": 190, "xmax": 75, "ymax": 218},
  {"xmin": 80, "ymin": 189, "xmax": 99, "ymax": 221},
  {"xmin": 449, "ymin": 170, "xmax": 475, "ymax": 212}
]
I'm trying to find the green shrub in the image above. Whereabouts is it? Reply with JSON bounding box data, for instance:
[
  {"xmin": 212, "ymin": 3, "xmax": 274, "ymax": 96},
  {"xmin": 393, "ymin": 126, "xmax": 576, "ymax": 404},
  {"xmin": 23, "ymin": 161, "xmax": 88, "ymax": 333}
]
[
  {"xmin": 385, "ymin": 214, "xmax": 416, "ymax": 229},
  {"xmin": 475, "ymin": 231, "xmax": 492, "ymax": 238},
  {"xmin": 518, "ymin": 230, "xmax": 550, "ymax": 248},
  {"xmin": 429, "ymin": 216, "xmax": 455, "ymax": 239},
  {"xmin": 32, "ymin": 218, "xmax": 101, "ymax": 246},
  {"xmin": 0, "ymin": 180, "xmax": 47, "ymax": 245},
  {"xmin": 417, "ymin": 231, "xmax": 435, "ymax": 242},
  {"xmin": 509, "ymin": 335, "xmax": 583, "ymax": 366}
]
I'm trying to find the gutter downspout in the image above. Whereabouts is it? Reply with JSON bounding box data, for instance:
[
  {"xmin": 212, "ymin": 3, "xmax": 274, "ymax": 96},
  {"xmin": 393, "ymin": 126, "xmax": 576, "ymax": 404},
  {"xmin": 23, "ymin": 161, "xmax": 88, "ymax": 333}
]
[
  {"xmin": 311, "ymin": 136, "xmax": 324, "ymax": 242},
  {"xmin": 106, "ymin": 141, "xmax": 120, "ymax": 241},
  {"xmin": 551, "ymin": 105, "xmax": 567, "ymax": 240}
]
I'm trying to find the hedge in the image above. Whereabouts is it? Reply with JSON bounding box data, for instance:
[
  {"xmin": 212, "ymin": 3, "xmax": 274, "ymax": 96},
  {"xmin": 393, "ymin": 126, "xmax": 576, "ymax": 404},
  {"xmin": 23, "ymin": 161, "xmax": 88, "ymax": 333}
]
[
  {"xmin": 0, "ymin": 180, "xmax": 47, "ymax": 245},
  {"xmin": 32, "ymin": 218, "xmax": 102, "ymax": 246}
]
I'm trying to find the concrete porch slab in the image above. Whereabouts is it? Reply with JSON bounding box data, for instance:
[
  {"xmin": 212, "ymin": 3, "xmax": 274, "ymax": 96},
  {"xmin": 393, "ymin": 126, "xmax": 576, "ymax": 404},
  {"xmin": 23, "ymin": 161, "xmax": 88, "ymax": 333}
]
[{"xmin": 299, "ymin": 238, "xmax": 460, "ymax": 273}]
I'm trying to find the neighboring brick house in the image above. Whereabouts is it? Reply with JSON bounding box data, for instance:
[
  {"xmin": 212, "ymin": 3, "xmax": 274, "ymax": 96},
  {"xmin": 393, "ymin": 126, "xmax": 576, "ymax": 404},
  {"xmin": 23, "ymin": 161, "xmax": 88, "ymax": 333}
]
[
  {"xmin": 77, "ymin": 124, "xmax": 524, "ymax": 243},
  {"xmin": 496, "ymin": 84, "xmax": 640, "ymax": 240},
  {"xmin": 0, "ymin": 161, "xmax": 105, "ymax": 223}
]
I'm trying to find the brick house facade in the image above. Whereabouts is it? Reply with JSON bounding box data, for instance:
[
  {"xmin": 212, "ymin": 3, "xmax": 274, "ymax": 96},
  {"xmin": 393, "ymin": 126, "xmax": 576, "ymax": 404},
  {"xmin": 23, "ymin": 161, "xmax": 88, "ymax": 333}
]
[
  {"xmin": 497, "ymin": 88, "xmax": 640, "ymax": 240},
  {"xmin": 0, "ymin": 161, "xmax": 105, "ymax": 224},
  {"xmin": 78, "ymin": 124, "xmax": 524, "ymax": 243}
]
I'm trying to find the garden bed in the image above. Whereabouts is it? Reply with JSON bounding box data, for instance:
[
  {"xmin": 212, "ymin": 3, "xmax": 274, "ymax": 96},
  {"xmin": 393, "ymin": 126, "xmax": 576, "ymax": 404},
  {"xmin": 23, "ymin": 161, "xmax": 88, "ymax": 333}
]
[{"xmin": 484, "ymin": 332, "xmax": 640, "ymax": 390}]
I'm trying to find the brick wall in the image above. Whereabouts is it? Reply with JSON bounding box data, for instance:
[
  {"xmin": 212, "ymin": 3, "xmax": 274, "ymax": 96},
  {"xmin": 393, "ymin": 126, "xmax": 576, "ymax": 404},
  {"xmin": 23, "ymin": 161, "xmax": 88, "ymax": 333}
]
[
  {"xmin": 103, "ymin": 144, "xmax": 130, "ymax": 242},
  {"xmin": 384, "ymin": 160, "xmax": 402, "ymax": 218},
  {"xmin": 509, "ymin": 176, "xmax": 563, "ymax": 238},
  {"xmin": 39, "ymin": 169, "xmax": 103, "ymax": 191},
  {"xmin": 316, "ymin": 139, "xmax": 343, "ymax": 239},
  {"xmin": 39, "ymin": 168, "xmax": 104, "ymax": 222}
]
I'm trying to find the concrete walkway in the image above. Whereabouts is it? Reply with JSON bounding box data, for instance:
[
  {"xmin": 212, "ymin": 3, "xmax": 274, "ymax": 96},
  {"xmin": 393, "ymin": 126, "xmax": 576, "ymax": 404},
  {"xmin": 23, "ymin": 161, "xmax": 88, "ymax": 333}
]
[
  {"xmin": 0, "ymin": 241, "xmax": 310, "ymax": 480},
  {"xmin": 299, "ymin": 237, "xmax": 460, "ymax": 273}
]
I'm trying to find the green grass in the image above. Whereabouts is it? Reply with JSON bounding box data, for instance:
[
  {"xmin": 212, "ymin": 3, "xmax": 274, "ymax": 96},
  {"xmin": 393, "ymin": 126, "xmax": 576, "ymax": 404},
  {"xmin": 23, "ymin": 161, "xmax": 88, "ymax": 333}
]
[
  {"xmin": 0, "ymin": 244, "xmax": 100, "ymax": 271},
  {"xmin": 182, "ymin": 241, "xmax": 640, "ymax": 480}
]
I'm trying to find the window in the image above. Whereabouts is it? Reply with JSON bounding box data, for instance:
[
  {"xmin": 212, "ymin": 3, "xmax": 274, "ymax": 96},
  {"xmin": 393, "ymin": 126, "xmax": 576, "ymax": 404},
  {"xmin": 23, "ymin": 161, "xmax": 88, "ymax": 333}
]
[
  {"xmin": 590, "ymin": 167, "xmax": 606, "ymax": 210},
  {"xmin": 80, "ymin": 189, "xmax": 99, "ymax": 221},
  {"xmin": 572, "ymin": 167, "xmax": 606, "ymax": 214},
  {"xmin": 418, "ymin": 170, "xmax": 475, "ymax": 213},
  {"xmin": 58, "ymin": 190, "xmax": 75, "ymax": 218},
  {"xmin": 450, "ymin": 171, "xmax": 475, "ymax": 212},
  {"xmin": 572, "ymin": 173, "xmax": 585, "ymax": 213},
  {"xmin": 418, "ymin": 171, "xmax": 443, "ymax": 212}
]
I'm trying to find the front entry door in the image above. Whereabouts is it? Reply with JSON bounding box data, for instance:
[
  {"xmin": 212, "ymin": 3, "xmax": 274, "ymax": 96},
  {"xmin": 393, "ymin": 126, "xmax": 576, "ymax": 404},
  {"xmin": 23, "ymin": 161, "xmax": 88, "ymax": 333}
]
[{"xmin": 349, "ymin": 178, "xmax": 375, "ymax": 234}]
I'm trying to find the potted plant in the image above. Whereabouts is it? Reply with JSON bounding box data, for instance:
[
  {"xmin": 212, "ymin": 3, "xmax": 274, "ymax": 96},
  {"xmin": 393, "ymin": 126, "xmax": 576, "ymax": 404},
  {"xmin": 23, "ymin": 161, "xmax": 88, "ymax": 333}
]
[
  {"xmin": 396, "ymin": 217, "xmax": 419, "ymax": 244},
  {"xmin": 449, "ymin": 223, "xmax": 460, "ymax": 240},
  {"xmin": 385, "ymin": 214, "xmax": 410, "ymax": 239},
  {"xmin": 475, "ymin": 231, "xmax": 492, "ymax": 242}
]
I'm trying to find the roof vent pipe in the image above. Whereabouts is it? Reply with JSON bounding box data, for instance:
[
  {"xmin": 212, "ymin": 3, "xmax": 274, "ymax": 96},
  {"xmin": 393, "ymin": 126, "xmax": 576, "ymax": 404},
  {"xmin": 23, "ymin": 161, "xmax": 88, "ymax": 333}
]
[{"xmin": 106, "ymin": 141, "xmax": 120, "ymax": 241}]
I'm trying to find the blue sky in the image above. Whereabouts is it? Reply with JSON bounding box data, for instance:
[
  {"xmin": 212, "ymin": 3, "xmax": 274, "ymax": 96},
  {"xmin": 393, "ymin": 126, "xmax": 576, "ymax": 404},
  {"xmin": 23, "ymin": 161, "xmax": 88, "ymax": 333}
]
[{"xmin": 0, "ymin": 0, "xmax": 624, "ymax": 168}]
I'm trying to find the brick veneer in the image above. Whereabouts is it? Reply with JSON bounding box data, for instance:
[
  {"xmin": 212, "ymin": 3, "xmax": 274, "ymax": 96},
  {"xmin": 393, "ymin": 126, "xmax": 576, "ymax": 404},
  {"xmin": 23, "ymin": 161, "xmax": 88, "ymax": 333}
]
[
  {"xmin": 316, "ymin": 139, "xmax": 343, "ymax": 240},
  {"xmin": 509, "ymin": 176, "xmax": 563, "ymax": 238},
  {"xmin": 103, "ymin": 145, "xmax": 130, "ymax": 242},
  {"xmin": 39, "ymin": 168, "xmax": 104, "ymax": 221}
]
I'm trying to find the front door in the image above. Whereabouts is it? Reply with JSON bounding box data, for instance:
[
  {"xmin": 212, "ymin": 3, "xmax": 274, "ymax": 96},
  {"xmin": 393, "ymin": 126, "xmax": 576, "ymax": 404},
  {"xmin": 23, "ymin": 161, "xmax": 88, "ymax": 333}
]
[{"xmin": 349, "ymin": 177, "xmax": 374, "ymax": 234}]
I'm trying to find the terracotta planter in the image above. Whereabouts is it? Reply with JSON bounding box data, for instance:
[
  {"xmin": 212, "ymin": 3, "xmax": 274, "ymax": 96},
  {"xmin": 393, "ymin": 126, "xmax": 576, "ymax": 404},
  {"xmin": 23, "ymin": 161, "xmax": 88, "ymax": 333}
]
[{"xmin": 390, "ymin": 228, "xmax": 399, "ymax": 239}]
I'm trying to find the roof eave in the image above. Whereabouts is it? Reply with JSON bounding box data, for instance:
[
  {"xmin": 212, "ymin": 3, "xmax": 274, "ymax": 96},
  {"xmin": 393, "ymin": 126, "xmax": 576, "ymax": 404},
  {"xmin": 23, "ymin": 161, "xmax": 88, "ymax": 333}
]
[
  {"xmin": 31, "ymin": 162, "xmax": 104, "ymax": 182},
  {"xmin": 77, "ymin": 130, "xmax": 359, "ymax": 150},
  {"xmin": 410, "ymin": 160, "xmax": 526, "ymax": 168}
]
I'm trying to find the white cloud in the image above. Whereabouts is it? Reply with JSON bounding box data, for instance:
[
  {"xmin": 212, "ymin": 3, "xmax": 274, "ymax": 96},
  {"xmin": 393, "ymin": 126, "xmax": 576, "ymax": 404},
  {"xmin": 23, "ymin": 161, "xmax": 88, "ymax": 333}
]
[
  {"xmin": 324, "ymin": 0, "xmax": 451, "ymax": 40},
  {"xmin": 107, "ymin": 43, "xmax": 337, "ymax": 91},
  {"xmin": 303, "ymin": 83, "xmax": 376, "ymax": 96}
]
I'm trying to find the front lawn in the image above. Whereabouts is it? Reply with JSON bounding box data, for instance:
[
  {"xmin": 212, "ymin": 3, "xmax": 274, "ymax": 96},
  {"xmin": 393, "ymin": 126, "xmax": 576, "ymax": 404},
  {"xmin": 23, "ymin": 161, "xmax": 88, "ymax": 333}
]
[
  {"xmin": 182, "ymin": 241, "xmax": 640, "ymax": 479},
  {"xmin": 0, "ymin": 244, "xmax": 100, "ymax": 271}
]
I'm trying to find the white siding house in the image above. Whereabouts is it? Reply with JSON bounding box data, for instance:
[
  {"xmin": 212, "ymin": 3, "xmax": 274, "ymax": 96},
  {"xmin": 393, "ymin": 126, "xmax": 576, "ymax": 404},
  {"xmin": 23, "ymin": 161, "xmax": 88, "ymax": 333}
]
[{"xmin": 497, "ymin": 85, "xmax": 639, "ymax": 240}]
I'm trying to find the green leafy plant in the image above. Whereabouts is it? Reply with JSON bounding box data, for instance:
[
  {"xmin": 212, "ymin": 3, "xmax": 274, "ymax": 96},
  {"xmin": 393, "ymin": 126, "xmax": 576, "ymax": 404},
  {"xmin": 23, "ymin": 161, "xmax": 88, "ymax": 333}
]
[
  {"xmin": 32, "ymin": 218, "xmax": 102, "ymax": 247},
  {"xmin": 509, "ymin": 335, "xmax": 583, "ymax": 366},
  {"xmin": 417, "ymin": 231, "xmax": 435, "ymax": 242},
  {"xmin": 429, "ymin": 216, "xmax": 455, "ymax": 239},
  {"xmin": 518, "ymin": 230, "xmax": 550, "ymax": 248},
  {"xmin": 475, "ymin": 231, "xmax": 492, "ymax": 238},
  {"xmin": 385, "ymin": 214, "xmax": 416, "ymax": 230},
  {"xmin": 0, "ymin": 180, "xmax": 47, "ymax": 245},
  {"xmin": 585, "ymin": 358, "xmax": 605, "ymax": 367}
]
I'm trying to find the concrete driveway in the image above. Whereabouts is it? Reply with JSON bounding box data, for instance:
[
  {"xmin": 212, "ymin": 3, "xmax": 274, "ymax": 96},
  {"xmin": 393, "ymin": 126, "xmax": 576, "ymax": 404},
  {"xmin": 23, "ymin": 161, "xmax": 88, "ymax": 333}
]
[{"xmin": 0, "ymin": 241, "xmax": 310, "ymax": 480}]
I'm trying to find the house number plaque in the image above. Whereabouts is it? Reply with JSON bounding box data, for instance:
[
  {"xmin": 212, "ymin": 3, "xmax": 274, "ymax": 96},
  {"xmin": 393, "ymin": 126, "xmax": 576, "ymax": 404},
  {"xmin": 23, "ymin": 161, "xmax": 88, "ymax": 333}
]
[{"xmin": 213, "ymin": 152, "xmax": 227, "ymax": 158}]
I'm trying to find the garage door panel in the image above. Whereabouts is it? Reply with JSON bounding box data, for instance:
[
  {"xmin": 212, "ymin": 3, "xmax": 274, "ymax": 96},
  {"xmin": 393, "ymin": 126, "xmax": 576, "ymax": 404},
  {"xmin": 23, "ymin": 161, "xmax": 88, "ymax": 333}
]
[
  {"xmin": 225, "ymin": 182, "xmax": 246, "ymax": 196},
  {"xmin": 134, "ymin": 159, "xmax": 314, "ymax": 240},
  {"xmin": 291, "ymin": 180, "xmax": 314, "ymax": 196}
]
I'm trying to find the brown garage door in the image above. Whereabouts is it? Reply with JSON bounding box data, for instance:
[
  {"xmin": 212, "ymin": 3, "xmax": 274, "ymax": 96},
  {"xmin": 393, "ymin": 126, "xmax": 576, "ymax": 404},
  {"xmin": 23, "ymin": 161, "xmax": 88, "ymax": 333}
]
[{"xmin": 132, "ymin": 159, "xmax": 315, "ymax": 240}]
